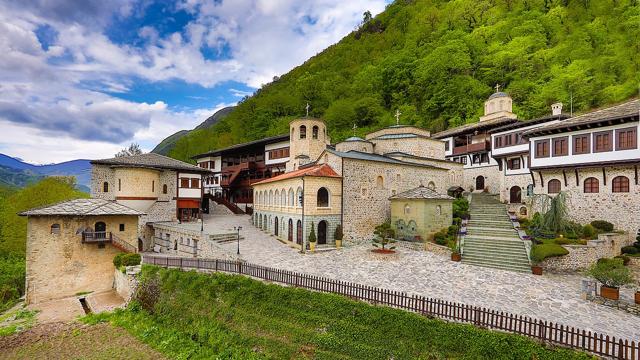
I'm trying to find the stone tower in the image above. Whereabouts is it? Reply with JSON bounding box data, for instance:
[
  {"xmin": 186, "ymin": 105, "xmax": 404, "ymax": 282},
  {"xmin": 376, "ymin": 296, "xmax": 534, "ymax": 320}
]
[
  {"xmin": 479, "ymin": 87, "xmax": 517, "ymax": 122},
  {"xmin": 287, "ymin": 118, "xmax": 330, "ymax": 172}
]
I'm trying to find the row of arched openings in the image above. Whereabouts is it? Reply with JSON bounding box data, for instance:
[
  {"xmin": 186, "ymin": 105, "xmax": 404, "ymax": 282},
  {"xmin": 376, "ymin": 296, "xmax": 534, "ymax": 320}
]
[
  {"xmin": 102, "ymin": 181, "xmax": 167, "ymax": 194},
  {"xmin": 546, "ymin": 176, "xmax": 630, "ymax": 194},
  {"xmin": 253, "ymin": 214, "xmax": 330, "ymax": 245},
  {"xmin": 255, "ymin": 187, "xmax": 330, "ymax": 207},
  {"xmin": 296, "ymin": 125, "xmax": 322, "ymax": 140}
]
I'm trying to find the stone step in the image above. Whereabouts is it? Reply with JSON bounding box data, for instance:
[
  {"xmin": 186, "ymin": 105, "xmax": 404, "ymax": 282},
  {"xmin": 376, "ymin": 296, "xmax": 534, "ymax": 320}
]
[
  {"xmin": 464, "ymin": 244, "xmax": 526, "ymax": 254},
  {"xmin": 464, "ymin": 239, "xmax": 526, "ymax": 249},
  {"xmin": 462, "ymin": 254, "xmax": 530, "ymax": 267},
  {"xmin": 466, "ymin": 229, "xmax": 518, "ymax": 237},
  {"xmin": 463, "ymin": 248, "xmax": 530, "ymax": 260},
  {"xmin": 461, "ymin": 259, "xmax": 532, "ymax": 273},
  {"xmin": 467, "ymin": 221, "xmax": 513, "ymax": 227}
]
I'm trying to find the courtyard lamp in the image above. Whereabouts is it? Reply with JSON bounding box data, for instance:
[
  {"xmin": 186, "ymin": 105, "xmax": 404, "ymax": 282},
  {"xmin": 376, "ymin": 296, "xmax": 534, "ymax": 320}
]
[{"xmin": 234, "ymin": 226, "xmax": 242, "ymax": 255}]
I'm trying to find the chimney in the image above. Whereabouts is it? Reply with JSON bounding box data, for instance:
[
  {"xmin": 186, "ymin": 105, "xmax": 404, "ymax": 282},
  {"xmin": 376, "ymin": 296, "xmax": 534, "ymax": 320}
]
[{"xmin": 551, "ymin": 102, "xmax": 563, "ymax": 116}]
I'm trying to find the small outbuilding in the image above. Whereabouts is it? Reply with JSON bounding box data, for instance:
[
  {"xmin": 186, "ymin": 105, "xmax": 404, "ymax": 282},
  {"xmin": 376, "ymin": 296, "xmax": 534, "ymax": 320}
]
[
  {"xmin": 389, "ymin": 185, "xmax": 454, "ymax": 242},
  {"xmin": 20, "ymin": 198, "xmax": 144, "ymax": 304}
]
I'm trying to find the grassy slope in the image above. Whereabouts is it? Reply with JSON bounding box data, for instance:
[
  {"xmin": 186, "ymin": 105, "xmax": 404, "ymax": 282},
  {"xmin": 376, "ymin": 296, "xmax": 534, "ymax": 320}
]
[
  {"xmin": 93, "ymin": 266, "xmax": 594, "ymax": 359},
  {"xmin": 168, "ymin": 0, "xmax": 640, "ymax": 162}
]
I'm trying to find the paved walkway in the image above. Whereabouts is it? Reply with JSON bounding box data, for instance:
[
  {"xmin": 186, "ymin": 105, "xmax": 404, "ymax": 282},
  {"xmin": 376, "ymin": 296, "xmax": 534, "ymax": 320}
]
[{"xmin": 178, "ymin": 214, "xmax": 640, "ymax": 341}]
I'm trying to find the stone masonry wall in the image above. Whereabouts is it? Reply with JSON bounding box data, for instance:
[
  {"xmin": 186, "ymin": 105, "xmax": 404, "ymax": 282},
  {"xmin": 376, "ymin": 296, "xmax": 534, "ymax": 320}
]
[
  {"xmin": 462, "ymin": 165, "xmax": 502, "ymax": 194},
  {"xmin": 371, "ymin": 137, "xmax": 444, "ymax": 159},
  {"xmin": 500, "ymin": 172, "xmax": 532, "ymax": 216},
  {"xmin": 341, "ymin": 158, "xmax": 451, "ymax": 243},
  {"xmin": 26, "ymin": 215, "xmax": 139, "ymax": 304},
  {"xmin": 542, "ymin": 233, "xmax": 633, "ymax": 273},
  {"xmin": 532, "ymin": 166, "xmax": 640, "ymax": 234}
]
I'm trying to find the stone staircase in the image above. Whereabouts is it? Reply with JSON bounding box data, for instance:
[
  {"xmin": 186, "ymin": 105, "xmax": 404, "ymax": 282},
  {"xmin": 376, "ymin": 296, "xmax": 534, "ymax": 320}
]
[
  {"xmin": 210, "ymin": 233, "xmax": 245, "ymax": 244},
  {"xmin": 462, "ymin": 193, "xmax": 531, "ymax": 273}
]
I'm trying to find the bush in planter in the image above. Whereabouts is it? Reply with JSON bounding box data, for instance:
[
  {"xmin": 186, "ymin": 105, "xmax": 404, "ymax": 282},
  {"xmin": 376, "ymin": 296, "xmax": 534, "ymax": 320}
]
[
  {"xmin": 333, "ymin": 225, "xmax": 343, "ymax": 241},
  {"xmin": 621, "ymin": 246, "xmax": 639, "ymax": 255},
  {"xmin": 308, "ymin": 223, "xmax": 316, "ymax": 243},
  {"xmin": 590, "ymin": 220, "xmax": 614, "ymax": 232},
  {"xmin": 588, "ymin": 258, "xmax": 633, "ymax": 289}
]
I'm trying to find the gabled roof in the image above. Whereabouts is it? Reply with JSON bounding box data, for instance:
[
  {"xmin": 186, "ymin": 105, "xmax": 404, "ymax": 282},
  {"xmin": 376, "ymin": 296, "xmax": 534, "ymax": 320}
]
[
  {"xmin": 19, "ymin": 198, "xmax": 144, "ymax": 216},
  {"xmin": 490, "ymin": 114, "xmax": 570, "ymax": 134},
  {"xmin": 523, "ymin": 99, "xmax": 639, "ymax": 137},
  {"xmin": 325, "ymin": 149, "xmax": 447, "ymax": 170},
  {"xmin": 432, "ymin": 117, "xmax": 518, "ymax": 139},
  {"xmin": 92, "ymin": 153, "xmax": 209, "ymax": 173},
  {"xmin": 389, "ymin": 185, "xmax": 454, "ymax": 200},
  {"xmin": 192, "ymin": 134, "xmax": 289, "ymax": 159},
  {"xmin": 252, "ymin": 164, "xmax": 340, "ymax": 185}
]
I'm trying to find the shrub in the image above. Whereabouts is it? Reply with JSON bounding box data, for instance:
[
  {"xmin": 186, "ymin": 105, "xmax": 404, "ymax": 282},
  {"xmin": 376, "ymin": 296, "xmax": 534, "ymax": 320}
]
[
  {"xmin": 452, "ymin": 197, "xmax": 469, "ymax": 219},
  {"xmin": 614, "ymin": 255, "xmax": 631, "ymax": 266},
  {"xmin": 588, "ymin": 258, "xmax": 633, "ymax": 288},
  {"xmin": 530, "ymin": 243, "xmax": 569, "ymax": 264},
  {"xmin": 308, "ymin": 223, "xmax": 316, "ymax": 243},
  {"xmin": 333, "ymin": 225, "xmax": 343, "ymax": 241},
  {"xmin": 373, "ymin": 221, "xmax": 396, "ymax": 250},
  {"xmin": 621, "ymin": 246, "xmax": 639, "ymax": 255},
  {"xmin": 113, "ymin": 253, "xmax": 141, "ymax": 268},
  {"xmin": 581, "ymin": 224, "xmax": 597, "ymax": 239},
  {"xmin": 633, "ymin": 241, "xmax": 640, "ymax": 249},
  {"xmin": 590, "ymin": 220, "xmax": 614, "ymax": 232}
]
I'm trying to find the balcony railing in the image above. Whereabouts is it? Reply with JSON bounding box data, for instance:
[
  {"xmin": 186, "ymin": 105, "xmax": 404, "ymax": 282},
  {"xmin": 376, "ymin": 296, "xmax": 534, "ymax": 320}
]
[
  {"xmin": 452, "ymin": 141, "xmax": 490, "ymax": 155},
  {"xmin": 82, "ymin": 231, "xmax": 112, "ymax": 243}
]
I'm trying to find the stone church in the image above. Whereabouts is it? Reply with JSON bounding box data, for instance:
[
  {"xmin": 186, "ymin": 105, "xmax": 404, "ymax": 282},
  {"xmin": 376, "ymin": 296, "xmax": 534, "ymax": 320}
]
[{"xmin": 252, "ymin": 116, "xmax": 463, "ymax": 249}]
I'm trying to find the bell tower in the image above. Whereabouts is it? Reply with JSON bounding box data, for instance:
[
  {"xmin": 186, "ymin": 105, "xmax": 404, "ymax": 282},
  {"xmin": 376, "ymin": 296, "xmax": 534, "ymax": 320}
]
[
  {"xmin": 480, "ymin": 84, "xmax": 517, "ymax": 122},
  {"xmin": 287, "ymin": 117, "xmax": 330, "ymax": 172}
]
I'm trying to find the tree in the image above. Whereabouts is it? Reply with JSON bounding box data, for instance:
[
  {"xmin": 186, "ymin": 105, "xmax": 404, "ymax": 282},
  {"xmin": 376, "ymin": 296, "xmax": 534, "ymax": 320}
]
[
  {"xmin": 373, "ymin": 221, "xmax": 396, "ymax": 251},
  {"xmin": 362, "ymin": 10, "xmax": 372, "ymax": 24},
  {"xmin": 308, "ymin": 222, "xmax": 316, "ymax": 243},
  {"xmin": 115, "ymin": 143, "xmax": 143, "ymax": 158}
]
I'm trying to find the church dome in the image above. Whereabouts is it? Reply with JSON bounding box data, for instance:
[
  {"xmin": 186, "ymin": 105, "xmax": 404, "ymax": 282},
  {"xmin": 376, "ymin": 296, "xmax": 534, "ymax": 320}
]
[
  {"xmin": 488, "ymin": 91, "xmax": 509, "ymax": 100},
  {"xmin": 345, "ymin": 136, "xmax": 365, "ymax": 142}
]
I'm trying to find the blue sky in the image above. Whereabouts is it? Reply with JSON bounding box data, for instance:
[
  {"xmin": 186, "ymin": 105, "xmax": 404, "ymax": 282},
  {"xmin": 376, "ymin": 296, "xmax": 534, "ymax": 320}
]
[{"xmin": 0, "ymin": 0, "xmax": 386, "ymax": 163}]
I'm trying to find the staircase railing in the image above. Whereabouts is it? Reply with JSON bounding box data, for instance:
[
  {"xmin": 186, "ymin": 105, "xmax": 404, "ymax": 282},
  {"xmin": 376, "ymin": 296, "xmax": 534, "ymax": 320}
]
[
  {"xmin": 112, "ymin": 233, "xmax": 137, "ymax": 253},
  {"xmin": 212, "ymin": 195, "xmax": 245, "ymax": 215}
]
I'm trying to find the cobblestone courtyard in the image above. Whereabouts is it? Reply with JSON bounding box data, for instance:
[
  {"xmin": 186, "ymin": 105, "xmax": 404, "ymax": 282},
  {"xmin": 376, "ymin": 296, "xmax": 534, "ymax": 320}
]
[{"xmin": 186, "ymin": 213, "xmax": 640, "ymax": 341}]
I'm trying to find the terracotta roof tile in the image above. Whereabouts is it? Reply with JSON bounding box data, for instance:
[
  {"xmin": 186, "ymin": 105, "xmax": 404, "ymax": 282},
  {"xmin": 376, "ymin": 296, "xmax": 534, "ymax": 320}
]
[{"xmin": 252, "ymin": 164, "xmax": 340, "ymax": 185}]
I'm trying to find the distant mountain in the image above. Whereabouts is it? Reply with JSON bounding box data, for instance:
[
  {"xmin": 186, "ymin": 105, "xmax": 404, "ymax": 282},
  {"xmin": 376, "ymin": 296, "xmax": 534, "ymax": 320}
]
[
  {"xmin": 152, "ymin": 106, "xmax": 235, "ymax": 155},
  {"xmin": 0, "ymin": 154, "xmax": 91, "ymax": 191}
]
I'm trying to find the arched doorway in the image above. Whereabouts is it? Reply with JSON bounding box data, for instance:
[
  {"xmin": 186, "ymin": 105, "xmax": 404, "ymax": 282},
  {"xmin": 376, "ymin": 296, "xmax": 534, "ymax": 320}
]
[
  {"xmin": 288, "ymin": 219, "xmax": 293, "ymax": 242},
  {"xmin": 274, "ymin": 217, "xmax": 279, "ymax": 236},
  {"xmin": 475, "ymin": 176, "xmax": 485, "ymax": 191},
  {"xmin": 138, "ymin": 238, "xmax": 144, "ymax": 252},
  {"xmin": 296, "ymin": 220, "xmax": 302, "ymax": 245},
  {"xmin": 317, "ymin": 221, "xmax": 327, "ymax": 245},
  {"xmin": 94, "ymin": 221, "xmax": 106, "ymax": 239},
  {"xmin": 509, "ymin": 186, "xmax": 522, "ymax": 203}
]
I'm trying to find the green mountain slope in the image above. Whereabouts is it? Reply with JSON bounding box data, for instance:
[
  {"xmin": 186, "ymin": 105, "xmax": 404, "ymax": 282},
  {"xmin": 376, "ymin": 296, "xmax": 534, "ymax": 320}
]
[
  {"xmin": 152, "ymin": 106, "xmax": 235, "ymax": 155},
  {"xmin": 169, "ymin": 0, "xmax": 640, "ymax": 162}
]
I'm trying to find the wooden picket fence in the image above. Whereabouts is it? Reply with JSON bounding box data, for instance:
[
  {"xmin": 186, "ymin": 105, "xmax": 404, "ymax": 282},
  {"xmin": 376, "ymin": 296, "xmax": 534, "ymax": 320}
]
[{"xmin": 142, "ymin": 255, "xmax": 639, "ymax": 359}]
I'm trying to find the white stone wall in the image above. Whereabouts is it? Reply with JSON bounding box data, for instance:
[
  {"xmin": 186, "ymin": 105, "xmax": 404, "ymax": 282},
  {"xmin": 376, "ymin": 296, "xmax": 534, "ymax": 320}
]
[{"xmin": 532, "ymin": 165, "xmax": 640, "ymax": 234}]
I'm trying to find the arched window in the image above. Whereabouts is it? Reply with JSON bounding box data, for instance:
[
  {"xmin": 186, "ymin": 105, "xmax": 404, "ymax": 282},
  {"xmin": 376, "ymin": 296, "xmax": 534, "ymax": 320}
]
[
  {"xmin": 376, "ymin": 176, "xmax": 384, "ymax": 189},
  {"xmin": 520, "ymin": 207, "xmax": 528, "ymax": 216},
  {"xmin": 548, "ymin": 179, "xmax": 561, "ymax": 194},
  {"xmin": 103, "ymin": 182, "xmax": 109, "ymax": 192},
  {"xmin": 300, "ymin": 125, "xmax": 306, "ymax": 139},
  {"xmin": 50, "ymin": 224, "xmax": 60, "ymax": 234},
  {"xmin": 269, "ymin": 190, "xmax": 273, "ymax": 205},
  {"xmin": 162, "ymin": 184, "xmax": 168, "ymax": 194},
  {"xmin": 404, "ymin": 204, "xmax": 411, "ymax": 214},
  {"xmin": 317, "ymin": 187, "xmax": 329, "ymax": 207},
  {"xmin": 281, "ymin": 189, "xmax": 286, "ymax": 206},
  {"xmin": 275, "ymin": 190, "xmax": 280, "ymax": 206},
  {"xmin": 427, "ymin": 181, "xmax": 436, "ymax": 190},
  {"xmin": 612, "ymin": 176, "xmax": 630, "ymax": 193},
  {"xmin": 584, "ymin": 177, "xmax": 599, "ymax": 193},
  {"xmin": 296, "ymin": 187, "xmax": 303, "ymax": 207},
  {"xmin": 436, "ymin": 205, "xmax": 442, "ymax": 215},
  {"xmin": 312, "ymin": 125, "xmax": 319, "ymax": 139},
  {"xmin": 288, "ymin": 188, "xmax": 294, "ymax": 207}
]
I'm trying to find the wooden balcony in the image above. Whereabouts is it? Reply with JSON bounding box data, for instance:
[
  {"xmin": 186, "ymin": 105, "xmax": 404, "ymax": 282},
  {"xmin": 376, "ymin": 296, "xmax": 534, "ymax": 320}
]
[
  {"xmin": 81, "ymin": 231, "xmax": 137, "ymax": 253},
  {"xmin": 452, "ymin": 141, "xmax": 490, "ymax": 155}
]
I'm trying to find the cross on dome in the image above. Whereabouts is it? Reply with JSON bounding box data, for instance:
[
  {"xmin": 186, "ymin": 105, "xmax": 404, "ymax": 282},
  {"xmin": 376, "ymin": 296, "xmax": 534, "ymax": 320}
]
[
  {"xmin": 395, "ymin": 109, "xmax": 401, "ymax": 125},
  {"xmin": 495, "ymin": 84, "xmax": 501, "ymax": 93},
  {"xmin": 305, "ymin": 103, "xmax": 310, "ymax": 117},
  {"xmin": 352, "ymin": 123, "xmax": 357, "ymax": 136}
]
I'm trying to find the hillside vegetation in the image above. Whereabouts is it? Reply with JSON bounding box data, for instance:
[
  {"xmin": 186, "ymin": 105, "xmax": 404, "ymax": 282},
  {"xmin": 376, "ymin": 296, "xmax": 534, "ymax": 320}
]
[
  {"xmin": 89, "ymin": 266, "xmax": 593, "ymax": 359},
  {"xmin": 169, "ymin": 0, "xmax": 640, "ymax": 162},
  {"xmin": 0, "ymin": 178, "xmax": 88, "ymax": 312}
]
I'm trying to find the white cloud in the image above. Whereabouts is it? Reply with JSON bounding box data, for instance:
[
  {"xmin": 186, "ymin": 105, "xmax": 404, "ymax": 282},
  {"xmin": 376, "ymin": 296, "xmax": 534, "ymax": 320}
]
[{"xmin": 0, "ymin": 0, "xmax": 387, "ymax": 163}]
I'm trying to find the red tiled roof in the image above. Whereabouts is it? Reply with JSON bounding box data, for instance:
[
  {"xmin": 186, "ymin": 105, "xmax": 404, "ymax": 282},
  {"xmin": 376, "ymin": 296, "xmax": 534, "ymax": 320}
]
[{"xmin": 252, "ymin": 164, "xmax": 340, "ymax": 185}]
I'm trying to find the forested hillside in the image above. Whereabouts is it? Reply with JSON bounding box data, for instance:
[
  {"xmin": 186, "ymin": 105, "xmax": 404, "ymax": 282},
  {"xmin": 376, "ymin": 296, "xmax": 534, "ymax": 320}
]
[
  {"xmin": 0, "ymin": 178, "xmax": 88, "ymax": 311},
  {"xmin": 169, "ymin": 0, "xmax": 639, "ymax": 162}
]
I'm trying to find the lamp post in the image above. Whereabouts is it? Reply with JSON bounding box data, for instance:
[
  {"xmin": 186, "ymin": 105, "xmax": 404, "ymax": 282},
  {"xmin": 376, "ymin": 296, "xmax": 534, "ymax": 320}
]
[{"xmin": 234, "ymin": 226, "xmax": 242, "ymax": 255}]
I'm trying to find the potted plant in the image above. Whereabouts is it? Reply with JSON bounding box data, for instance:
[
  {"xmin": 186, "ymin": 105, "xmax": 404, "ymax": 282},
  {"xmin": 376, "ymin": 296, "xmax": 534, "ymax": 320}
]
[
  {"xmin": 530, "ymin": 247, "xmax": 543, "ymax": 275},
  {"xmin": 588, "ymin": 258, "xmax": 634, "ymax": 300},
  {"xmin": 308, "ymin": 223, "xmax": 317, "ymax": 252},
  {"xmin": 334, "ymin": 225, "xmax": 343, "ymax": 249},
  {"xmin": 450, "ymin": 243, "xmax": 461, "ymax": 262},
  {"xmin": 372, "ymin": 221, "xmax": 396, "ymax": 254},
  {"xmin": 636, "ymin": 285, "xmax": 640, "ymax": 305}
]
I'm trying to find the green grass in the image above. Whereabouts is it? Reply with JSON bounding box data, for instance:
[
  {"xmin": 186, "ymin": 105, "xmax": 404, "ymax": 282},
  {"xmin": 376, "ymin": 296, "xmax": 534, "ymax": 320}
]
[
  {"xmin": 0, "ymin": 305, "xmax": 38, "ymax": 336},
  {"xmin": 531, "ymin": 241, "xmax": 570, "ymax": 264},
  {"xmin": 87, "ymin": 266, "xmax": 594, "ymax": 359}
]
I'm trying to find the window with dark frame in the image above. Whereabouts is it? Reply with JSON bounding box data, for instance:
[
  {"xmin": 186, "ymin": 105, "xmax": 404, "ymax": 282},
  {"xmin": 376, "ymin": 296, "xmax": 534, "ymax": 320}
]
[
  {"xmin": 299, "ymin": 125, "xmax": 306, "ymax": 139},
  {"xmin": 163, "ymin": 184, "xmax": 167, "ymax": 194},
  {"xmin": 534, "ymin": 140, "xmax": 549, "ymax": 158},
  {"xmin": 505, "ymin": 134, "xmax": 512, "ymax": 146},
  {"xmin": 508, "ymin": 158, "xmax": 521, "ymax": 170},
  {"xmin": 312, "ymin": 125, "xmax": 319, "ymax": 139},
  {"xmin": 594, "ymin": 131, "xmax": 613, "ymax": 152},
  {"xmin": 180, "ymin": 178, "xmax": 189, "ymax": 188},
  {"xmin": 118, "ymin": 179, "xmax": 121, "ymax": 191},
  {"xmin": 548, "ymin": 179, "xmax": 561, "ymax": 194},
  {"xmin": 584, "ymin": 177, "xmax": 599, "ymax": 193},
  {"xmin": 191, "ymin": 178, "xmax": 200, "ymax": 188},
  {"xmin": 573, "ymin": 134, "xmax": 590, "ymax": 155},
  {"xmin": 495, "ymin": 136, "xmax": 502, "ymax": 148},
  {"xmin": 552, "ymin": 137, "xmax": 568, "ymax": 157},
  {"xmin": 445, "ymin": 141, "xmax": 450, "ymax": 151},
  {"xmin": 616, "ymin": 127, "xmax": 637, "ymax": 150},
  {"xmin": 119, "ymin": 224, "xmax": 125, "ymax": 231},
  {"xmin": 612, "ymin": 176, "xmax": 630, "ymax": 193},
  {"xmin": 461, "ymin": 156, "xmax": 467, "ymax": 165},
  {"xmin": 103, "ymin": 182, "xmax": 109, "ymax": 192},
  {"xmin": 50, "ymin": 224, "xmax": 61, "ymax": 234}
]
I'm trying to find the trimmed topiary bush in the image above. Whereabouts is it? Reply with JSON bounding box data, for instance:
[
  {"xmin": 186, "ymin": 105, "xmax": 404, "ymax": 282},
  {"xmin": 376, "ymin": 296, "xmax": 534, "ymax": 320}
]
[
  {"xmin": 581, "ymin": 224, "xmax": 597, "ymax": 239},
  {"xmin": 530, "ymin": 243, "xmax": 569, "ymax": 264},
  {"xmin": 588, "ymin": 258, "xmax": 633, "ymax": 288},
  {"xmin": 621, "ymin": 246, "xmax": 639, "ymax": 255},
  {"xmin": 590, "ymin": 220, "xmax": 614, "ymax": 232}
]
